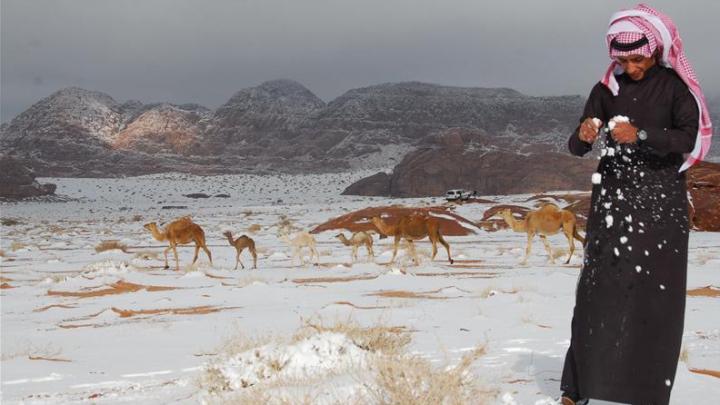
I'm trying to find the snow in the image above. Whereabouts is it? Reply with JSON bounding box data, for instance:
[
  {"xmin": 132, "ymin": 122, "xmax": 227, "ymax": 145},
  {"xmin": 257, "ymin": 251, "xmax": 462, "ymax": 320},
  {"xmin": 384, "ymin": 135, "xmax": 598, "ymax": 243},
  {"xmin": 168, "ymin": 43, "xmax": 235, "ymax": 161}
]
[{"xmin": 2, "ymin": 172, "xmax": 719, "ymax": 405}]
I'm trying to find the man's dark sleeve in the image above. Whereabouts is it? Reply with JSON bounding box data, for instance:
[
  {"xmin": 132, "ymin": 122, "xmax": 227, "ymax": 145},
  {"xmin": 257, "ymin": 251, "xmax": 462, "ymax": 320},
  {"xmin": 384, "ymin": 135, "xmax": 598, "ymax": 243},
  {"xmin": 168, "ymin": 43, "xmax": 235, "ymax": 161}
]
[
  {"xmin": 640, "ymin": 78, "xmax": 699, "ymax": 156},
  {"xmin": 569, "ymin": 83, "xmax": 606, "ymax": 157}
]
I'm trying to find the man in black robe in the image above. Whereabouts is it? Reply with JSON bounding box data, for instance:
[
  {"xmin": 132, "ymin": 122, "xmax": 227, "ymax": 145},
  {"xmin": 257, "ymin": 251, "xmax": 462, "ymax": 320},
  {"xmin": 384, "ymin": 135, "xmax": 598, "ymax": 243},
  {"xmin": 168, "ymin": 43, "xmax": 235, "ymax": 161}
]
[{"xmin": 560, "ymin": 5, "xmax": 712, "ymax": 405}]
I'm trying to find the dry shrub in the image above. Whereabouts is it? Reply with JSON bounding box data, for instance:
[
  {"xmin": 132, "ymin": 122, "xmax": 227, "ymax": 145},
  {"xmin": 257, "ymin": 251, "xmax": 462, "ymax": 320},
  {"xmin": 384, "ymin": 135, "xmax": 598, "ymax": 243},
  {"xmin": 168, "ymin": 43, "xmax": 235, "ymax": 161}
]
[
  {"xmin": 243, "ymin": 210, "xmax": 253, "ymax": 218},
  {"xmin": 276, "ymin": 216, "xmax": 298, "ymax": 232},
  {"xmin": 679, "ymin": 347, "xmax": 689, "ymax": 363},
  {"xmin": 94, "ymin": 241, "xmax": 128, "ymax": 253},
  {"xmin": 10, "ymin": 242, "xmax": 26, "ymax": 251},
  {"xmin": 365, "ymin": 345, "xmax": 494, "ymax": 405},
  {"xmin": 131, "ymin": 214, "xmax": 143, "ymax": 222},
  {"xmin": 215, "ymin": 323, "xmax": 278, "ymax": 358},
  {"xmin": 198, "ymin": 318, "xmax": 495, "ymax": 405},
  {"xmin": 2, "ymin": 218, "xmax": 22, "ymax": 226},
  {"xmin": 1, "ymin": 342, "xmax": 63, "ymax": 361},
  {"xmin": 134, "ymin": 250, "xmax": 162, "ymax": 260},
  {"xmin": 247, "ymin": 224, "xmax": 262, "ymax": 234},
  {"xmin": 295, "ymin": 317, "xmax": 411, "ymax": 356},
  {"xmin": 0, "ymin": 249, "xmax": 5, "ymax": 258}
]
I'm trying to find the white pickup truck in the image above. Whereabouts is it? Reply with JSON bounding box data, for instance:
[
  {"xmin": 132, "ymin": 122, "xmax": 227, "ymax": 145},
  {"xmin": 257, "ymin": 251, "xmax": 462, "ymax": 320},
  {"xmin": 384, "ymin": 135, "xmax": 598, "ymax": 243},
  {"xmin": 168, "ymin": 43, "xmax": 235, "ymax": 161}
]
[{"xmin": 445, "ymin": 189, "xmax": 473, "ymax": 201}]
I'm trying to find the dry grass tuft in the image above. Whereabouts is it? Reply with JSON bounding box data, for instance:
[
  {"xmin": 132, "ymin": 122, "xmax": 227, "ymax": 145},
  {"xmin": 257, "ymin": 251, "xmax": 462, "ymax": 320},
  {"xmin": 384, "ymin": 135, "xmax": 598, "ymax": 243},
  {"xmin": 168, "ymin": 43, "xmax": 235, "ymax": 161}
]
[
  {"xmin": 247, "ymin": 224, "xmax": 262, "ymax": 234},
  {"xmin": 134, "ymin": 250, "xmax": 162, "ymax": 260},
  {"xmin": 94, "ymin": 241, "xmax": 128, "ymax": 253},
  {"xmin": 10, "ymin": 242, "xmax": 26, "ymax": 251},
  {"xmin": 0, "ymin": 249, "xmax": 5, "ymax": 258},
  {"xmin": 1, "ymin": 342, "xmax": 64, "ymax": 361},
  {"xmin": 215, "ymin": 323, "xmax": 278, "ymax": 358},
  {"xmin": 295, "ymin": 317, "xmax": 411, "ymax": 356},
  {"xmin": 2, "ymin": 218, "xmax": 22, "ymax": 226},
  {"xmin": 199, "ymin": 318, "xmax": 494, "ymax": 405},
  {"xmin": 365, "ymin": 345, "xmax": 494, "ymax": 405},
  {"xmin": 679, "ymin": 347, "xmax": 690, "ymax": 363}
]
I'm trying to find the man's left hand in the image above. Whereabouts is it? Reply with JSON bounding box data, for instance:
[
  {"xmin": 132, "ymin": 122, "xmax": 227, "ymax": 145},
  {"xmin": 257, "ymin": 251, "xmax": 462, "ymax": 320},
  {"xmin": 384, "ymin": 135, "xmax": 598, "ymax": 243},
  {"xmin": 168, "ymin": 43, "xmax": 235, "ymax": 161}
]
[{"xmin": 611, "ymin": 122, "xmax": 638, "ymax": 144}]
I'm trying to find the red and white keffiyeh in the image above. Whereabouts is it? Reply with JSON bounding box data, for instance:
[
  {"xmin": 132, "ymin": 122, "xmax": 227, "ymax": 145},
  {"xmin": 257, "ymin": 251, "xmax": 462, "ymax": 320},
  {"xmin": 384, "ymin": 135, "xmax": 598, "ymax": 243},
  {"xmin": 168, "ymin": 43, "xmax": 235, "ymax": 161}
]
[{"xmin": 601, "ymin": 4, "xmax": 712, "ymax": 171}]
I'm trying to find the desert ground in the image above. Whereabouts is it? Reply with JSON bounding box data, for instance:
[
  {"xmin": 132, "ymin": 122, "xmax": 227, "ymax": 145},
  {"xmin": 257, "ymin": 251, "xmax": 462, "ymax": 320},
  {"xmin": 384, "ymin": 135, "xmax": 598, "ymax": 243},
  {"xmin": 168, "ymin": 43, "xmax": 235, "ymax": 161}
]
[{"xmin": 1, "ymin": 171, "xmax": 718, "ymax": 404}]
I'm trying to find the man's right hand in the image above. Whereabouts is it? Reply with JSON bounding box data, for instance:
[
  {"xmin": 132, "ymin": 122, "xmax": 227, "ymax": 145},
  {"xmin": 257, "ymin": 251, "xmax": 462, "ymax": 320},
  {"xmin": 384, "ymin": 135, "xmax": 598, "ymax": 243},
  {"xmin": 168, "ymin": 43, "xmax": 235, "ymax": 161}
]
[{"xmin": 579, "ymin": 118, "xmax": 600, "ymax": 143}]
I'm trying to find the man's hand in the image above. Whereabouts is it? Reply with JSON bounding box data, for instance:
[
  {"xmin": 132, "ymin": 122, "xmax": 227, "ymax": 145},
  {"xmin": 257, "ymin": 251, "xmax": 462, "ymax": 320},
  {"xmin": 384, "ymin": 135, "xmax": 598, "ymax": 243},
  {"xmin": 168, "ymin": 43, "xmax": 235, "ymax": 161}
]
[
  {"xmin": 579, "ymin": 118, "xmax": 600, "ymax": 143},
  {"xmin": 611, "ymin": 122, "xmax": 639, "ymax": 144}
]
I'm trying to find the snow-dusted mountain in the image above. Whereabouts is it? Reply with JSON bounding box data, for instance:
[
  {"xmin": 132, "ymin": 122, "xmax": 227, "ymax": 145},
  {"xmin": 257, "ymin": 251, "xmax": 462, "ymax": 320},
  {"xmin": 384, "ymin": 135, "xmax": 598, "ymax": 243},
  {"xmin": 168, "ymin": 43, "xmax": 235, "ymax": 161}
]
[{"xmin": 0, "ymin": 80, "xmax": 589, "ymax": 179}]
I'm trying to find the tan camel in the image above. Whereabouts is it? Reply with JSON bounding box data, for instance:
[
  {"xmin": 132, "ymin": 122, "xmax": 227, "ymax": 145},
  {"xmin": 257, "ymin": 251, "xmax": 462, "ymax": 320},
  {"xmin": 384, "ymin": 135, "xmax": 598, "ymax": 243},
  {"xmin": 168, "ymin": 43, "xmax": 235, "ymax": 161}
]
[
  {"xmin": 369, "ymin": 214, "xmax": 453, "ymax": 266},
  {"xmin": 496, "ymin": 205, "xmax": 585, "ymax": 265},
  {"xmin": 335, "ymin": 231, "xmax": 374, "ymax": 263},
  {"xmin": 223, "ymin": 231, "xmax": 258, "ymax": 270},
  {"xmin": 279, "ymin": 231, "xmax": 319, "ymax": 266},
  {"xmin": 143, "ymin": 217, "xmax": 213, "ymax": 270}
]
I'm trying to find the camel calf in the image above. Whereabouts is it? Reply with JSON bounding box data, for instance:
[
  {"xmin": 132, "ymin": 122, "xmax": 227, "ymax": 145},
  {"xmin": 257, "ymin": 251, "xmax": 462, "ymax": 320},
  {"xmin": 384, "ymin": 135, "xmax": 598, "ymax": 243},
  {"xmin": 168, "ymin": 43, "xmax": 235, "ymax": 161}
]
[
  {"xmin": 223, "ymin": 231, "xmax": 258, "ymax": 270},
  {"xmin": 143, "ymin": 217, "xmax": 213, "ymax": 270},
  {"xmin": 496, "ymin": 204, "xmax": 585, "ymax": 264},
  {"xmin": 279, "ymin": 231, "xmax": 319, "ymax": 266},
  {"xmin": 335, "ymin": 231, "xmax": 374, "ymax": 263}
]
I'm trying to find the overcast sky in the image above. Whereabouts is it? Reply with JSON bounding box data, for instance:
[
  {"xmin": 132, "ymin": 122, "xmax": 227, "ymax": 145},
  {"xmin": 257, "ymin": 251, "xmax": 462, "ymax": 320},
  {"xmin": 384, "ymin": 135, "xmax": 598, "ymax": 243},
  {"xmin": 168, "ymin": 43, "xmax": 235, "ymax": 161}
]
[{"xmin": 2, "ymin": 0, "xmax": 719, "ymax": 123}]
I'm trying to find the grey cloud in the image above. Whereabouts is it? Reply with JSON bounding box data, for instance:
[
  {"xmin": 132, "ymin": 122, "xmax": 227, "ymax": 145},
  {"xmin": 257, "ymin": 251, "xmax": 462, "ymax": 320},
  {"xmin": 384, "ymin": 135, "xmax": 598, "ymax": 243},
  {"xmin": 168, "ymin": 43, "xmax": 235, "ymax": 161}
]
[{"xmin": 2, "ymin": 0, "xmax": 718, "ymax": 123}]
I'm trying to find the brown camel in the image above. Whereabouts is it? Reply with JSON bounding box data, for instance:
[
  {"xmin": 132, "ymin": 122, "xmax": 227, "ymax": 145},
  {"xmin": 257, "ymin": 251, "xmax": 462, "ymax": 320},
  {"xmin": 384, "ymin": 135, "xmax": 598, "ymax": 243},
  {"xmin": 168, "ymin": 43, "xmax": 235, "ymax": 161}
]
[
  {"xmin": 143, "ymin": 217, "xmax": 213, "ymax": 270},
  {"xmin": 496, "ymin": 204, "xmax": 585, "ymax": 265},
  {"xmin": 369, "ymin": 214, "xmax": 453, "ymax": 266},
  {"xmin": 335, "ymin": 231, "xmax": 374, "ymax": 263},
  {"xmin": 223, "ymin": 231, "xmax": 258, "ymax": 270}
]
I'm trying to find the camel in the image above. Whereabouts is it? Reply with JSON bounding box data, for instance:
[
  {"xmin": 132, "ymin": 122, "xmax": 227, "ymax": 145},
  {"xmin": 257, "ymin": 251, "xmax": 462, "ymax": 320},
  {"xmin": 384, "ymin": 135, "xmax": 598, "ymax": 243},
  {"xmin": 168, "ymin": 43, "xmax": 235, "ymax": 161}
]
[
  {"xmin": 369, "ymin": 214, "xmax": 453, "ymax": 266},
  {"xmin": 495, "ymin": 204, "xmax": 586, "ymax": 265},
  {"xmin": 335, "ymin": 231, "xmax": 374, "ymax": 263},
  {"xmin": 143, "ymin": 217, "xmax": 213, "ymax": 270},
  {"xmin": 223, "ymin": 231, "xmax": 258, "ymax": 270},
  {"xmin": 279, "ymin": 231, "xmax": 319, "ymax": 266}
]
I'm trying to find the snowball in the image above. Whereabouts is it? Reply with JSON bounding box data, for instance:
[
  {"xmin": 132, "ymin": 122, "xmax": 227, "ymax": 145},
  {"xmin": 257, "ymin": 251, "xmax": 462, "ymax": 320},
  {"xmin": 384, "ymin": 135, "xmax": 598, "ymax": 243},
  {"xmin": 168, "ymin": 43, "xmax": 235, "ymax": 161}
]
[
  {"xmin": 660, "ymin": 284, "xmax": 666, "ymax": 290},
  {"xmin": 620, "ymin": 236, "xmax": 628, "ymax": 244},
  {"xmin": 605, "ymin": 215, "xmax": 614, "ymax": 228},
  {"xmin": 636, "ymin": 265, "xmax": 642, "ymax": 273},
  {"xmin": 591, "ymin": 173, "xmax": 602, "ymax": 184},
  {"xmin": 614, "ymin": 247, "xmax": 620, "ymax": 256}
]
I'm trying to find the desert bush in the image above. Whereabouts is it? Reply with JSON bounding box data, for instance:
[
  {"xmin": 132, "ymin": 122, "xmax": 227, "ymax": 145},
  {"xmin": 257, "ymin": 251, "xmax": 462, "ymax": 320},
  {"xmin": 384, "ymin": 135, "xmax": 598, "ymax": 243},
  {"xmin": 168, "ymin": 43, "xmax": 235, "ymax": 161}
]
[
  {"xmin": 0, "ymin": 249, "xmax": 5, "ymax": 257},
  {"xmin": 134, "ymin": 250, "xmax": 162, "ymax": 260},
  {"xmin": 131, "ymin": 214, "xmax": 144, "ymax": 222},
  {"xmin": 1, "ymin": 218, "xmax": 22, "ymax": 226},
  {"xmin": 199, "ymin": 318, "xmax": 494, "ymax": 405},
  {"xmin": 294, "ymin": 316, "xmax": 411, "ymax": 356},
  {"xmin": 1, "ymin": 342, "xmax": 63, "ymax": 361},
  {"xmin": 215, "ymin": 323, "xmax": 278, "ymax": 358},
  {"xmin": 364, "ymin": 345, "xmax": 493, "ymax": 405},
  {"xmin": 10, "ymin": 242, "xmax": 26, "ymax": 251},
  {"xmin": 247, "ymin": 224, "xmax": 262, "ymax": 234},
  {"xmin": 95, "ymin": 241, "xmax": 128, "ymax": 253}
]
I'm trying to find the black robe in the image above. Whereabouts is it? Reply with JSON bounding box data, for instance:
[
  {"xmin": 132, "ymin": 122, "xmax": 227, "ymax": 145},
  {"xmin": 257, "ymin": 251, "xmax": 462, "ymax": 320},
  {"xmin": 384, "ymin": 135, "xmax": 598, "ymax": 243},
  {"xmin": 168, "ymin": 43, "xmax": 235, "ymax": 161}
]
[{"xmin": 561, "ymin": 64, "xmax": 699, "ymax": 405}]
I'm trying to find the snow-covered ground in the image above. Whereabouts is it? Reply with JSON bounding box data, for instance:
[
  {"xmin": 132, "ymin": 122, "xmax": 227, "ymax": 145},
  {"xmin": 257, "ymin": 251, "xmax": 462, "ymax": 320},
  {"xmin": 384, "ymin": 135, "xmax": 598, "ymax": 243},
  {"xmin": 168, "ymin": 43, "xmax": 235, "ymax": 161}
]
[{"xmin": 1, "ymin": 171, "xmax": 718, "ymax": 405}]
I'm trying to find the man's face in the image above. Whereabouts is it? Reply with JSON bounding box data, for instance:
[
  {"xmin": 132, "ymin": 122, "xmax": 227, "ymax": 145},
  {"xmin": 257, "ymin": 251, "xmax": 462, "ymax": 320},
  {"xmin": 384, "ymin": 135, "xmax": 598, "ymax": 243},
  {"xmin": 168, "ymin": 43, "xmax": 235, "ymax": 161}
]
[{"xmin": 616, "ymin": 54, "xmax": 656, "ymax": 81}]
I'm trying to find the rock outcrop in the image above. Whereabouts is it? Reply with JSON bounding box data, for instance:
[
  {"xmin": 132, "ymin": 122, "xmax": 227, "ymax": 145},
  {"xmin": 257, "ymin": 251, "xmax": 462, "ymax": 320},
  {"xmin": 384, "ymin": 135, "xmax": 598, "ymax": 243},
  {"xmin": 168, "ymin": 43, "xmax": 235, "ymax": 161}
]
[
  {"xmin": 0, "ymin": 156, "xmax": 56, "ymax": 199},
  {"xmin": 344, "ymin": 128, "xmax": 597, "ymax": 197},
  {"xmin": 687, "ymin": 161, "xmax": 720, "ymax": 231}
]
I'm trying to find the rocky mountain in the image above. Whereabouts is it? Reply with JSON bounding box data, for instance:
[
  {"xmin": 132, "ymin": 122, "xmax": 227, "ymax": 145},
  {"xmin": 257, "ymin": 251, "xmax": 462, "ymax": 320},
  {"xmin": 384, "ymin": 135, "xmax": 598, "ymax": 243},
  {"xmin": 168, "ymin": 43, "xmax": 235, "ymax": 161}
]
[{"xmin": 1, "ymin": 81, "xmax": 588, "ymax": 178}]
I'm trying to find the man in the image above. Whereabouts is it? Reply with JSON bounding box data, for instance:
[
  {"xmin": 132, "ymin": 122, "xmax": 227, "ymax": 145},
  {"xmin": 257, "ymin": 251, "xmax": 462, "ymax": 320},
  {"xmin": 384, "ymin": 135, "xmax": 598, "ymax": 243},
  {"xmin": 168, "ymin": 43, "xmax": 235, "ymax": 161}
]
[{"xmin": 561, "ymin": 4, "xmax": 712, "ymax": 405}]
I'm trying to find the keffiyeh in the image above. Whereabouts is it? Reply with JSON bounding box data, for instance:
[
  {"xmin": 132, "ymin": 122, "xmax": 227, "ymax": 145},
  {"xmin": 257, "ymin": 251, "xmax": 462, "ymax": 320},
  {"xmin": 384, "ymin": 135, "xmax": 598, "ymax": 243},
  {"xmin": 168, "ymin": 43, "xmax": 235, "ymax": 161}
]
[{"xmin": 601, "ymin": 4, "xmax": 712, "ymax": 171}]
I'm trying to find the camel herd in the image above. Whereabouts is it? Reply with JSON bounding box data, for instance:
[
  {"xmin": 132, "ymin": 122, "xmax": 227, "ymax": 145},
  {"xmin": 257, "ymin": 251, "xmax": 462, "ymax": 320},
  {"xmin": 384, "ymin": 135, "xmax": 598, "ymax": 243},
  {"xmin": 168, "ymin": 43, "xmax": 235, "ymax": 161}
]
[{"xmin": 142, "ymin": 203, "xmax": 585, "ymax": 270}]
